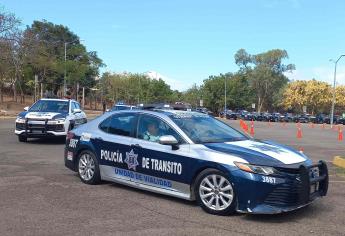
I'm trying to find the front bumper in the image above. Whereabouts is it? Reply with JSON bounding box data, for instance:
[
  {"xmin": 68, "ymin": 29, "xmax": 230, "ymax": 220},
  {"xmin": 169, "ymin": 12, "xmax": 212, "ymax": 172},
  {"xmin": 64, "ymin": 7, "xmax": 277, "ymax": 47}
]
[
  {"xmin": 15, "ymin": 118, "xmax": 67, "ymax": 137},
  {"xmin": 232, "ymin": 161, "xmax": 328, "ymax": 214}
]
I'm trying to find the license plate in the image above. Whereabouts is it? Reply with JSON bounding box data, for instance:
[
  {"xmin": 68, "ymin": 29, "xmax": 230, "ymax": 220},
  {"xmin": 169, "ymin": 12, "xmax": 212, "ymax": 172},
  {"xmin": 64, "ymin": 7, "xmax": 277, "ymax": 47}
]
[{"xmin": 31, "ymin": 130, "xmax": 42, "ymax": 134}]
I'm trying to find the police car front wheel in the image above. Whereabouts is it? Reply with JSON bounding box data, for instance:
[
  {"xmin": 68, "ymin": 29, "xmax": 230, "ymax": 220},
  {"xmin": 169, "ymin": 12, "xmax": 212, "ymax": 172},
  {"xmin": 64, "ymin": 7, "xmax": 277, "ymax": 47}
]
[
  {"xmin": 78, "ymin": 151, "xmax": 101, "ymax": 185},
  {"xmin": 195, "ymin": 169, "xmax": 236, "ymax": 215}
]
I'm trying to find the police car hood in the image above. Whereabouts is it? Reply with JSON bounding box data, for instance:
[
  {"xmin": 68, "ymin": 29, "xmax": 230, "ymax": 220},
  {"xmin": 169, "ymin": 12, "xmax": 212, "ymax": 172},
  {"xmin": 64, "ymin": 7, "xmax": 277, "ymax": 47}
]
[
  {"xmin": 19, "ymin": 111, "xmax": 67, "ymax": 120},
  {"xmin": 204, "ymin": 139, "xmax": 307, "ymax": 167}
]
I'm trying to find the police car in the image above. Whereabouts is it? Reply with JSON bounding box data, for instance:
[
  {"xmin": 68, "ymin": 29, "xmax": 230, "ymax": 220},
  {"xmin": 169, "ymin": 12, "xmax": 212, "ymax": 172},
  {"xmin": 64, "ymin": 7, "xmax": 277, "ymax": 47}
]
[
  {"xmin": 15, "ymin": 98, "xmax": 87, "ymax": 142},
  {"xmin": 64, "ymin": 109, "xmax": 328, "ymax": 215}
]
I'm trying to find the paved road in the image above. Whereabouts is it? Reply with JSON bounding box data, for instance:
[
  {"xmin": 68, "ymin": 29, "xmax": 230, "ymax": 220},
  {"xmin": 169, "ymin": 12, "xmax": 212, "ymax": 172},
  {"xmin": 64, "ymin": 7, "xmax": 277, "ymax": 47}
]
[{"xmin": 0, "ymin": 119, "xmax": 344, "ymax": 236}]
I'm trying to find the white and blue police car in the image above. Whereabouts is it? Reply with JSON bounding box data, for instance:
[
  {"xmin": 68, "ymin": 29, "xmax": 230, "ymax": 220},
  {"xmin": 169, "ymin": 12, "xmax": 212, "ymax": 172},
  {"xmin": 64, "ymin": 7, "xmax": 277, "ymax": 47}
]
[
  {"xmin": 64, "ymin": 109, "xmax": 328, "ymax": 215},
  {"xmin": 15, "ymin": 98, "xmax": 87, "ymax": 142}
]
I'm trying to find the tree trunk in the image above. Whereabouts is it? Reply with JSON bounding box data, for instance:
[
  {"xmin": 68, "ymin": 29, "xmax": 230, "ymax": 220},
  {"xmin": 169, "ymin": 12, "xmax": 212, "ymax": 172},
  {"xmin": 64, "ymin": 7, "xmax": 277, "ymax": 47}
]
[
  {"xmin": 13, "ymin": 80, "xmax": 17, "ymax": 102},
  {"xmin": 0, "ymin": 84, "xmax": 3, "ymax": 103}
]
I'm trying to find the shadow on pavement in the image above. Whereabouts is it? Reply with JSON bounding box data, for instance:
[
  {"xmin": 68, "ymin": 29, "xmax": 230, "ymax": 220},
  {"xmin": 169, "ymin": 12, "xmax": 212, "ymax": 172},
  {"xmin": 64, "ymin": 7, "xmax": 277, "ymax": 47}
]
[{"xmin": 26, "ymin": 137, "xmax": 66, "ymax": 145}]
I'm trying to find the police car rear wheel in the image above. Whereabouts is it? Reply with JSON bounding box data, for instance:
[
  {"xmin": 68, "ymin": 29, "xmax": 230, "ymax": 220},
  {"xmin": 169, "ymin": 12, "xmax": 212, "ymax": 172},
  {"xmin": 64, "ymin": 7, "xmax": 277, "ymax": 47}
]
[
  {"xmin": 195, "ymin": 169, "xmax": 236, "ymax": 215},
  {"xmin": 78, "ymin": 151, "xmax": 100, "ymax": 185}
]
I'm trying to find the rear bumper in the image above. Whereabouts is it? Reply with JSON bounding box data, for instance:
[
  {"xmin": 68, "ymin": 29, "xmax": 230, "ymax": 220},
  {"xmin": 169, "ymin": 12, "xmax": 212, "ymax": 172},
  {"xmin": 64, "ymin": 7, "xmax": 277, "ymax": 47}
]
[{"xmin": 233, "ymin": 161, "xmax": 329, "ymax": 214}]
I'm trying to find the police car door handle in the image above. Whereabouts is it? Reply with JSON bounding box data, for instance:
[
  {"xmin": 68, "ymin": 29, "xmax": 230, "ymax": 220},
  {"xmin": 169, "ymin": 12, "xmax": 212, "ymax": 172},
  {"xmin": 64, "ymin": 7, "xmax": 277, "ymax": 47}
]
[{"xmin": 131, "ymin": 144, "xmax": 141, "ymax": 148}]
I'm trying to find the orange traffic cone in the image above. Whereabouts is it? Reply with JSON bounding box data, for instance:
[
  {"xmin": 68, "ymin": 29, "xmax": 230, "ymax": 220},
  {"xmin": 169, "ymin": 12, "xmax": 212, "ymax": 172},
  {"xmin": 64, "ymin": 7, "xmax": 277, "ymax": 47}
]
[
  {"xmin": 338, "ymin": 127, "xmax": 343, "ymax": 141},
  {"xmin": 250, "ymin": 123, "xmax": 255, "ymax": 136},
  {"xmin": 299, "ymin": 147, "xmax": 304, "ymax": 152},
  {"xmin": 244, "ymin": 122, "xmax": 249, "ymax": 133},
  {"xmin": 297, "ymin": 126, "xmax": 302, "ymax": 139}
]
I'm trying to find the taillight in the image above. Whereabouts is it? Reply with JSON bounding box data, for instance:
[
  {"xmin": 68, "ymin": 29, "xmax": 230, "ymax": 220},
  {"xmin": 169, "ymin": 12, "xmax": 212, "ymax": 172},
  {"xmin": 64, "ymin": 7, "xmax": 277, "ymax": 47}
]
[{"xmin": 66, "ymin": 131, "xmax": 75, "ymax": 140}]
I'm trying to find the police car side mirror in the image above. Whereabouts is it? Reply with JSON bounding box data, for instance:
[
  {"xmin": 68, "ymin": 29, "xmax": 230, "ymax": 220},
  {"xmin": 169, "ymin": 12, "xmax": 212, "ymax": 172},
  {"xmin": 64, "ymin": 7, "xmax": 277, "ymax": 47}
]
[
  {"xmin": 159, "ymin": 135, "xmax": 179, "ymax": 150},
  {"xmin": 73, "ymin": 108, "xmax": 82, "ymax": 114},
  {"xmin": 24, "ymin": 106, "xmax": 29, "ymax": 111}
]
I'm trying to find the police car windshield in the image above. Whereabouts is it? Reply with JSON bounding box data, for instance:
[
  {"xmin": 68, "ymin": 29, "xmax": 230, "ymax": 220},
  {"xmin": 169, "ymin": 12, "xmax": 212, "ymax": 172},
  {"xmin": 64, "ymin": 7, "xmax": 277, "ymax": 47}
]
[
  {"xmin": 170, "ymin": 114, "xmax": 247, "ymax": 144},
  {"xmin": 29, "ymin": 100, "xmax": 69, "ymax": 113}
]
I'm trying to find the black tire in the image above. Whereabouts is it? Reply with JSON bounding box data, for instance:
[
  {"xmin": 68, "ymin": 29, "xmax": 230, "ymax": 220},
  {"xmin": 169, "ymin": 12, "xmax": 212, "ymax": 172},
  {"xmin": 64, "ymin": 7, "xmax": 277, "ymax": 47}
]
[
  {"xmin": 18, "ymin": 135, "xmax": 27, "ymax": 142},
  {"xmin": 77, "ymin": 150, "xmax": 101, "ymax": 185},
  {"xmin": 194, "ymin": 168, "xmax": 236, "ymax": 215}
]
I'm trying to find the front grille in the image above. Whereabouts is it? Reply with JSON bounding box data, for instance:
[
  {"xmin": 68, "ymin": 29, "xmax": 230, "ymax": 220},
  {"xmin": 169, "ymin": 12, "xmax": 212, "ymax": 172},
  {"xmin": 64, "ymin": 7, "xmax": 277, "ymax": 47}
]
[
  {"xmin": 264, "ymin": 179, "xmax": 303, "ymax": 207},
  {"xmin": 264, "ymin": 162, "xmax": 328, "ymax": 207},
  {"xmin": 16, "ymin": 119, "xmax": 65, "ymax": 132}
]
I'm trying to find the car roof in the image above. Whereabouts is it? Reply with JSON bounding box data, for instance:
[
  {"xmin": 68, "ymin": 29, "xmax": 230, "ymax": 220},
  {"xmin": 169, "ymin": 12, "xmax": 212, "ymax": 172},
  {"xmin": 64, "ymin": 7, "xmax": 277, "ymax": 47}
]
[
  {"xmin": 107, "ymin": 109, "xmax": 209, "ymax": 120},
  {"xmin": 40, "ymin": 98, "xmax": 75, "ymax": 102}
]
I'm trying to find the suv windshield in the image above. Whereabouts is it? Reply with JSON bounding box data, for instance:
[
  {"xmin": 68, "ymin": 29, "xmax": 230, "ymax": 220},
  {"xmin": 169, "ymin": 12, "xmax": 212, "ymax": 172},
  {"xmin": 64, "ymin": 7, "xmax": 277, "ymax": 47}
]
[
  {"xmin": 111, "ymin": 105, "xmax": 131, "ymax": 111},
  {"xmin": 29, "ymin": 100, "xmax": 69, "ymax": 113},
  {"xmin": 170, "ymin": 113, "xmax": 247, "ymax": 144}
]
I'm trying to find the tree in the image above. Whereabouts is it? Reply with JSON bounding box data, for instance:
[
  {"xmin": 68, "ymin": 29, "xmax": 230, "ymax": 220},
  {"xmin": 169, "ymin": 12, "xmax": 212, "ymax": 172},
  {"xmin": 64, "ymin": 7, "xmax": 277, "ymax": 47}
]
[
  {"xmin": 182, "ymin": 84, "xmax": 201, "ymax": 107},
  {"xmin": 22, "ymin": 20, "xmax": 104, "ymax": 97},
  {"xmin": 281, "ymin": 80, "xmax": 332, "ymax": 114},
  {"xmin": 234, "ymin": 49, "xmax": 295, "ymax": 112}
]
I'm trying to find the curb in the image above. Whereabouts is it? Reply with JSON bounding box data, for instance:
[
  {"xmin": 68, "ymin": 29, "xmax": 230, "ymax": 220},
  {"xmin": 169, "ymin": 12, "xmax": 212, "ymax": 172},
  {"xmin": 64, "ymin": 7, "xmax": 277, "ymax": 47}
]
[
  {"xmin": 333, "ymin": 156, "xmax": 345, "ymax": 169},
  {"xmin": 0, "ymin": 116, "xmax": 16, "ymax": 119}
]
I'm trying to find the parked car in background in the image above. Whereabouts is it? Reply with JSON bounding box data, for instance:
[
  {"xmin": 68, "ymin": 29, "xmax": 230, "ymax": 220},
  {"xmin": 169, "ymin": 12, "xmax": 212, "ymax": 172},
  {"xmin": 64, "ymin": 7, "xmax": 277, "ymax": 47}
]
[
  {"xmin": 226, "ymin": 110, "xmax": 239, "ymax": 120},
  {"xmin": 294, "ymin": 114, "xmax": 309, "ymax": 123},
  {"xmin": 282, "ymin": 113, "xmax": 294, "ymax": 122},
  {"xmin": 337, "ymin": 116, "xmax": 345, "ymax": 125},
  {"xmin": 315, "ymin": 114, "xmax": 328, "ymax": 124}
]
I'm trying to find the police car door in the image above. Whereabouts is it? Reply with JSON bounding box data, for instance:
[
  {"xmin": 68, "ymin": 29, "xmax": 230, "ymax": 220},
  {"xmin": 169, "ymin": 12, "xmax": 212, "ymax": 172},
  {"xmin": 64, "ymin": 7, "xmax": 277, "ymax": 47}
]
[
  {"xmin": 129, "ymin": 114, "xmax": 191, "ymax": 198},
  {"xmin": 94, "ymin": 113, "xmax": 138, "ymax": 182}
]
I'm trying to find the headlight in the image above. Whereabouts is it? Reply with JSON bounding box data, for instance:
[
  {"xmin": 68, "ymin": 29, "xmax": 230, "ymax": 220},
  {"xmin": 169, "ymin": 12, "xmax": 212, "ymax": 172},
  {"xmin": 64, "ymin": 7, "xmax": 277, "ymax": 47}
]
[
  {"xmin": 16, "ymin": 117, "xmax": 26, "ymax": 123},
  {"xmin": 234, "ymin": 162, "xmax": 278, "ymax": 175},
  {"xmin": 53, "ymin": 118, "xmax": 66, "ymax": 123}
]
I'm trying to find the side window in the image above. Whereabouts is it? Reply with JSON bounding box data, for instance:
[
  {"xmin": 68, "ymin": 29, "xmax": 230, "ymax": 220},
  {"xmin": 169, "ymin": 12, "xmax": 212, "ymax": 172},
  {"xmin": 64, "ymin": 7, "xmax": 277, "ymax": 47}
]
[
  {"xmin": 71, "ymin": 102, "xmax": 77, "ymax": 112},
  {"xmin": 99, "ymin": 116, "xmax": 112, "ymax": 132},
  {"xmin": 108, "ymin": 114, "xmax": 137, "ymax": 137},
  {"xmin": 74, "ymin": 102, "xmax": 81, "ymax": 110},
  {"xmin": 137, "ymin": 115, "xmax": 184, "ymax": 144}
]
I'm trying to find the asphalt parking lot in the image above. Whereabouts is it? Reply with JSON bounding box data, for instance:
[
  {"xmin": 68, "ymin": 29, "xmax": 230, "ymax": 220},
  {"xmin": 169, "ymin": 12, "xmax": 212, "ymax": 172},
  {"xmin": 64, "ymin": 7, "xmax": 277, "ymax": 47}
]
[{"xmin": 0, "ymin": 118, "xmax": 344, "ymax": 236}]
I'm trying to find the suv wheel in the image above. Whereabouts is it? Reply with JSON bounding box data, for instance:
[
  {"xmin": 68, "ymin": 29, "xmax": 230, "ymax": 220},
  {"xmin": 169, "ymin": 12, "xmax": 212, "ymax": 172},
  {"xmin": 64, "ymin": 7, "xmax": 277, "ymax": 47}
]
[{"xmin": 18, "ymin": 135, "xmax": 27, "ymax": 142}]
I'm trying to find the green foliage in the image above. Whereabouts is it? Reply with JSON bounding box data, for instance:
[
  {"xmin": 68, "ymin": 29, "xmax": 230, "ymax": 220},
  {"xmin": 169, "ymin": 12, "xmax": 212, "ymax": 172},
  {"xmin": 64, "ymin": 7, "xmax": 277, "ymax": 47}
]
[
  {"xmin": 100, "ymin": 72, "xmax": 177, "ymax": 105},
  {"xmin": 234, "ymin": 49, "xmax": 294, "ymax": 112}
]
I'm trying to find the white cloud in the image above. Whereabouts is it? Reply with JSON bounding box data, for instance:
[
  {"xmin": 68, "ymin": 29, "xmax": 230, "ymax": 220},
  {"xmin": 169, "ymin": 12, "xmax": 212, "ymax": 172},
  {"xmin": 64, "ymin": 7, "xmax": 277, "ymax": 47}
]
[
  {"xmin": 145, "ymin": 71, "xmax": 192, "ymax": 91},
  {"xmin": 285, "ymin": 65, "xmax": 345, "ymax": 86}
]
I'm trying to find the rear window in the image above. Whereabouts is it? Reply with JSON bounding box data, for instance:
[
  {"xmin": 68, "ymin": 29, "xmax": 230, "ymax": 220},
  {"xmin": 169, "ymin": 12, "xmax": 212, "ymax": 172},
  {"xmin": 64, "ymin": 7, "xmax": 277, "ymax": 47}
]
[{"xmin": 99, "ymin": 113, "xmax": 137, "ymax": 137}]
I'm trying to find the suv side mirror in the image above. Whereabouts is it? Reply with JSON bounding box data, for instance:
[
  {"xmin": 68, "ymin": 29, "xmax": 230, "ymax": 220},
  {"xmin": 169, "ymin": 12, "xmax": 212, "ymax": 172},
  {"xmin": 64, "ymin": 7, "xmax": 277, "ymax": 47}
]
[
  {"xmin": 159, "ymin": 135, "xmax": 179, "ymax": 150},
  {"xmin": 24, "ymin": 106, "xmax": 29, "ymax": 111},
  {"xmin": 73, "ymin": 108, "xmax": 82, "ymax": 114}
]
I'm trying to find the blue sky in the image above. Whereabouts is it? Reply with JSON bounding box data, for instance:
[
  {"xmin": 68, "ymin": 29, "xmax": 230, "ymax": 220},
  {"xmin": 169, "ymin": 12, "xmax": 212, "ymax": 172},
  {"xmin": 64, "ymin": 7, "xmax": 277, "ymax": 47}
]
[{"xmin": 2, "ymin": 0, "xmax": 345, "ymax": 91}]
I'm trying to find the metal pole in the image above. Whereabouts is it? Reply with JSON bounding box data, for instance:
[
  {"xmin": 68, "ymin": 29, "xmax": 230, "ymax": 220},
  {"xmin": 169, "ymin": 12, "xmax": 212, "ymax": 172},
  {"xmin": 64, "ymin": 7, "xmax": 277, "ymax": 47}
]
[
  {"xmin": 64, "ymin": 42, "xmax": 67, "ymax": 97},
  {"xmin": 224, "ymin": 76, "xmax": 227, "ymax": 116},
  {"xmin": 330, "ymin": 55, "xmax": 345, "ymax": 128},
  {"xmin": 40, "ymin": 82, "xmax": 43, "ymax": 98},
  {"xmin": 82, "ymin": 87, "xmax": 85, "ymax": 109},
  {"xmin": 34, "ymin": 75, "xmax": 38, "ymax": 102},
  {"xmin": 331, "ymin": 62, "xmax": 337, "ymax": 128}
]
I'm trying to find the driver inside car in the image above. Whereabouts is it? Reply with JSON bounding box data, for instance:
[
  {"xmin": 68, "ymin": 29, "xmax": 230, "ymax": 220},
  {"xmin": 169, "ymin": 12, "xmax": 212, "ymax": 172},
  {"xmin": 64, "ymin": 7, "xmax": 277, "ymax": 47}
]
[{"xmin": 143, "ymin": 121, "xmax": 160, "ymax": 142}]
